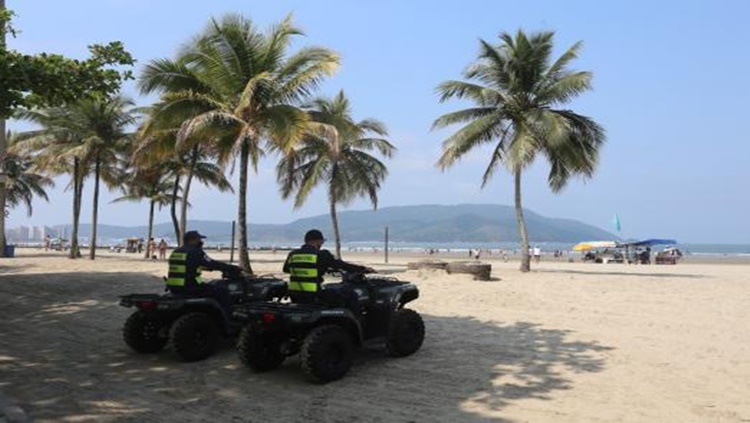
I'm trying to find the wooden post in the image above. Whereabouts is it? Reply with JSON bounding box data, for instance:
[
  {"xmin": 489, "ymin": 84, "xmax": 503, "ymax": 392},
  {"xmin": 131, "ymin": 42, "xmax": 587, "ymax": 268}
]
[
  {"xmin": 229, "ymin": 220, "xmax": 236, "ymax": 264},
  {"xmin": 384, "ymin": 225, "xmax": 389, "ymax": 264}
]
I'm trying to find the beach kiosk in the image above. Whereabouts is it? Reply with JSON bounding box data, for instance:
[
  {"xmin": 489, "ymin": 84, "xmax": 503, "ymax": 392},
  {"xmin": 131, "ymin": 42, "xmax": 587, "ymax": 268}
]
[
  {"xmin": 125, "ymin": 238, "xmax": 141, "ymax": 253},
  {"xmin": 619, "ymin": 239, "xmax": 678, "ymax": 265}
]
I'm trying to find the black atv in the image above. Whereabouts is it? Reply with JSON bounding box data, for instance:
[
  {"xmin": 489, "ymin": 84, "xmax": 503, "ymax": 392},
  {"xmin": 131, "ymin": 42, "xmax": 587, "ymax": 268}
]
[
  {"xmin": 119, "ymin": 273, "xmax": 287, "ymax": 362},
  {"xmin": 233, "ymin": 272, "xmax": 425, "ymax": 383}
]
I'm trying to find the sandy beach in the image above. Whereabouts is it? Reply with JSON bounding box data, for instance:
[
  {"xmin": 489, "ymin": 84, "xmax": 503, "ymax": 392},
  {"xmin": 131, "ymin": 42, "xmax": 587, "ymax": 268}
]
[{"xmin": 1, "ymin": 249, "xmax": 749, "ymax": 422}]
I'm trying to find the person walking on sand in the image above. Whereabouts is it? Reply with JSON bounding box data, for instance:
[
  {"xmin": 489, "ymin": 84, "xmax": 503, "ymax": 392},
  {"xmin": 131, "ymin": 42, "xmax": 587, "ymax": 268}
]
[
  {"xmin": 158, "ymin": 239, "xmax": 168, "ymax": 260},
  {"xmin": 147, "ymin": 237, "xmax": 157, "ymax": 259},
  {"xmin": 533, "ymin": 246, "xmax": 541, "ymax": 263}
]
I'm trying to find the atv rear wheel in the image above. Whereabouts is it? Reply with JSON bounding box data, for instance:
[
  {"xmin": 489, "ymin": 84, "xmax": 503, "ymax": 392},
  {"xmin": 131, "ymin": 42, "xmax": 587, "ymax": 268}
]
[
  {"xmin": 123, "ymin": 311, "xmax": 168, "ymax": 353},
  {"xmin": 386, "ymin": 308, "xmax": 425, "ymax": 357},
  {"xmin": 237, "ymin": 325, "xmax": 285, "ymax": 372},
  {"xmin": 300, "ymin": 325, "xmax": 353, "ymax": 383},
  {"xmin": 169, "ymin": 312, "xmax": 219, "ymax": 362}
]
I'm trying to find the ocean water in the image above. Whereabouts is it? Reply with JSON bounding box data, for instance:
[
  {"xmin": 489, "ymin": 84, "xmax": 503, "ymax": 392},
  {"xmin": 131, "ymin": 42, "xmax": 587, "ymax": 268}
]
[{"xmin": 337, "ymin": 241, "xmax": 750, "ymax": 256}]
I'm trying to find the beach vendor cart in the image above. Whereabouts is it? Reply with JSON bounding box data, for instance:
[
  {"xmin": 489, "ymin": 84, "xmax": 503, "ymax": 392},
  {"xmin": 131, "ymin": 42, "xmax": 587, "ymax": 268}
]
[{"xmin": 125, "ymin": 238, "xmax": 141, "ymax": 253}]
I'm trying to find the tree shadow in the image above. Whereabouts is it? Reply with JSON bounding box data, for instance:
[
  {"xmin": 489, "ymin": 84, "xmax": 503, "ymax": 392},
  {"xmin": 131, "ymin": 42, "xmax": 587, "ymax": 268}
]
[
  {"xmin": 535, "ymin": 268, "xmax": 707, "ymax": 279},
  {"xmin": 0, "ymin": 270, "xmax": 612, "ymax": 422}
]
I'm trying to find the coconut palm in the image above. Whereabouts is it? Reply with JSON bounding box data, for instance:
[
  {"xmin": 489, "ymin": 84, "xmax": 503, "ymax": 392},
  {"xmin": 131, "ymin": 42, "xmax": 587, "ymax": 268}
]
[
  {"xmin": 15, "ymin": 108, "xmax": 89, "ymax": 258},
  {"xmin": 62, "ymin": 96, "xmax": 137, "ymax": 259},
  {"xmin": 135, "ymin": 114, "xmax": 234, "ymax": 244},
  {"xmin": 433, "ymin": 30, "xmax": 606, "ymax": 272},
  {"xmin": 277, "ymin": 91, "xmax": 395, "ymax": 258},
  {"xmin": 112, "ymin": 168, "xmax": 178, "ymax": 258},
  {"xmin": 139, "ymin": 13, "xmax": 339, "ymax": 272},
  {"xmin": 3, "ymin": 133, "xmax": 54, "ymax": 216}
]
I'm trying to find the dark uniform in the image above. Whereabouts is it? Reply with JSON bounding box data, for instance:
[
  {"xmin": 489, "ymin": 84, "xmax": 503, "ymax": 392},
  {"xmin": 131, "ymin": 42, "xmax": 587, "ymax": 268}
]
[
  {"xmin": 283, "ymin": 244, "xmax": 366, "ymax": 307},
  {"xmin": 166, "ymin": 244, "xmax": 239, "ymax": 310}
]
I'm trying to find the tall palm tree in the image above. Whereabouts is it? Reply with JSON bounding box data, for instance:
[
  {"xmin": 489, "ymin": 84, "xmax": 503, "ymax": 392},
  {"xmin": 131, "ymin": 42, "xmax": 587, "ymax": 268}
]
[
  {"xmin": 113, "ymin": 168, "xmax": 178, "ymax": 258},
  {"xmin": 15, "ymin": 108, "xmax": 89, "ymax": 258},
  {"xmin": 433, "ymin": 30, "xmax": 605, "ymax": 272},
  {"xmin": 139, "ymin": 14, "xmax": 339, "ymax": 272},
  {"xmin": 277, "ymin": 91, "xmax": 395, "ymax": 258},
  {"xmin": 62, "ymin": 95, "xmax": 137, "ymax": 259},
  {"xmin": 4, "ymin": 133, "xmax": 54, "ymax": 216},
  {"xmin": 135, "ymin": 115, "xmax": 234, "ymax": 244}
]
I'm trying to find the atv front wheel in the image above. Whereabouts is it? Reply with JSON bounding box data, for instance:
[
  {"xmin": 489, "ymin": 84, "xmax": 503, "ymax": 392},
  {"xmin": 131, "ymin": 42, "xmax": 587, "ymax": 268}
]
[
  {"xmin": 237, "ymin": 326, "xmax": 285, "ymax": 372},
  {"xmin": 123, "ymin": 311, "xmax": 168, "ymax": 353},
  {"xmin": 169, "ymin": 312, "xmax": 219, "ymax": 362},
  {"xmin": 300, "ymin": 325, "xmax": 353, "ymax": 383},
  {"xmin": 386, "ymin": 308, "xmax": 425, "ymax": 357}
]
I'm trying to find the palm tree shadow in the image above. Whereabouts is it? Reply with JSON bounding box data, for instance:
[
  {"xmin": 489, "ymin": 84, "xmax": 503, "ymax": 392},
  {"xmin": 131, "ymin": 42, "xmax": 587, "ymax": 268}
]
[
  {"xmin": 351, "ymin": 316, "xmax": 612, "ymax": 421},
  {"xmin": 0, "ymin": 270, "xmax": 613, "ymax": 422},
  {"xmin": 536, "ymin": 268, "xmax": 706, "ymax": 279}
]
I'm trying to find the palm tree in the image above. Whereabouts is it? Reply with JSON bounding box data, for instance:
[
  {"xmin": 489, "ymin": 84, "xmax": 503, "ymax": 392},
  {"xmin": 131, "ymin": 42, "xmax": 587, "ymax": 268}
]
[
  {"xmin": 15, "ymin": 108, "xmax": 89, "ymax": 258},
  {"xmin": 63, "ymin": 96, "xmax": 137, "ymax": 259},
  {"xmin": 113, "ymin": 168, "xmax": 177, "ymax": 258},
  {"xmin": 4, "ymin": 133, "xmax": 54, "ymax": 216},
  {"xmin": 138, "ymin": 14, "xmax": 339, "ymax": 272},
  {"xmin": 135, "ymin": 114, "xmax": 234, "ymax": 244},
  {"xmin": 433, "ymin": 30, "xmax": 605, "ymax": 272},
  {"xmin": 277, "ymin": 91, "xmax": 395, "ymax": 258}
]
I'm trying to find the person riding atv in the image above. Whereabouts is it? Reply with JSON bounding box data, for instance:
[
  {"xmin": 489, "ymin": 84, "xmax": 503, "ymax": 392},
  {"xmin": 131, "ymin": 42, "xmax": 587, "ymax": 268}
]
[
  {"xmin": 167, "ymin": 230, "xmax": 242, "ymax": 311},
  {"xmin": 283, "ymin": 229, "xmax": 374, "ymax": 309}
]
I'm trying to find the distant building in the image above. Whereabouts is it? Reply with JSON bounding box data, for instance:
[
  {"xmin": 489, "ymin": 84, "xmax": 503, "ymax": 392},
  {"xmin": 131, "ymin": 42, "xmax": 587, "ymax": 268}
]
[
  {"xmin": 17, "ymin": 226, "xmax": 31, "ymax": 241},
  {"xmin": 33, "ymin": 226, "xmax": 47, "ymax": 241}
]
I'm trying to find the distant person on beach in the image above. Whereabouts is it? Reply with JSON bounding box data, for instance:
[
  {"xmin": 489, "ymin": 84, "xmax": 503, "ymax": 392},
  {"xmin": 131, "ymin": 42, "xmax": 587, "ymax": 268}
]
[
  {"xmin": 533, "ymin": 246, "xmax": 541, "ymax": 263},
  {"xmin": 44, "ymin": 235, "xmax": 51, "ymax": 251},
  {"xmin": 158, "ymin": 239, "xmax": 168, "ymax": 260},
  {"xmin": 147, "ymin": 237, "xmax": 157, "ymax": 259}
]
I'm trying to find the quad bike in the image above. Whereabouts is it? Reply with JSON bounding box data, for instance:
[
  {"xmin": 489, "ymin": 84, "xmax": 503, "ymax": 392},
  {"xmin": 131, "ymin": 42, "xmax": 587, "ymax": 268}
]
[
  {"xmin": 233, "ymin": 271, "xmax": 424, "ymax": 383},
  {"xmin": 119, "ymin": 272, "xmax": 287, "ymax": 362}
]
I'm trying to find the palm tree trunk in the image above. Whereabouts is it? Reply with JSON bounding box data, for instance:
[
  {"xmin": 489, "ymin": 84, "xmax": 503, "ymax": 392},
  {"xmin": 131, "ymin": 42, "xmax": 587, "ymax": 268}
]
[
  {"xmin": 330, "ymin": 195, "xmax": 342, "ymax": 259},
  {"xmin": 0, "ymin": 117, "xmax": 6, "ymax": 257},
  {"xmin": 180, "ymin": 152, "xmax": 197, "ymax": 242},
  {"xmin": 170, "ymin": 174, "xmax": 181, "ymax": 246},
  {"xmin": 145, "ymin": 199, "xmax": 155, "ymax": 259},
  {"xmin": 70, "ymin": 159, "xmax": 83, "ymax": 259},
  {"xmin": 237, "ymin": 140, "xmax": 252, "ymax": 273},
  {"xmin": 89, "ymin": 158, "xmax": 101, "ymax": 260},
  {"xmin": 514, "ymin": 169, "xmax": 531, "ymax": 272},
  {"xmin": 0, "ymin": 0, "xmax": 7, "ymax": 257}
]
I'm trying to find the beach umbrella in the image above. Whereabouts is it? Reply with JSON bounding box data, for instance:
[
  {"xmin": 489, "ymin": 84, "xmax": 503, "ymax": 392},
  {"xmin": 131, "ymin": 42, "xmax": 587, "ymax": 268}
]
[
  {"xmin": 573, "ymin": 243, "xmax": 594, "ymax": 251},
  {"xmin": 573, "ymin": 241, "xmax": 618, "ymax": 251}
]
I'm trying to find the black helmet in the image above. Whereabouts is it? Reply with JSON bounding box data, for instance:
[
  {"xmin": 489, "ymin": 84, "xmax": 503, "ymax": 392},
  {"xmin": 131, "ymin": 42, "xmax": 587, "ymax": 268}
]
[
  {"xmin": 183, "ymin": 230, "xmax": 206, "ymax": 243},
  {"xmin": 304, "ymin": 229, "xmax": 325, "ymax": 242}
]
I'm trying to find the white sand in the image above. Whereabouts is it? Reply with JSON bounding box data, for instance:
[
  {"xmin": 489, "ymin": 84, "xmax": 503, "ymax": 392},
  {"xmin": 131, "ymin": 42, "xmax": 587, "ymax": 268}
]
[{"xmin": 0, "ymin": 249, "xmax": 748, "ymax": 422}]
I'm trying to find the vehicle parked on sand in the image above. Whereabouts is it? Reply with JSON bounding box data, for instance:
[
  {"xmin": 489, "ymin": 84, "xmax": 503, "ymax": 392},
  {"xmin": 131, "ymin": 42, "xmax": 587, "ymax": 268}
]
[
  {"xmin": 119, "ymin": 274, "xmax": 287, "ymax": 362},
  {"xmin": 233, "ymin": 272, "xmax": 424, "ymax": 383}
]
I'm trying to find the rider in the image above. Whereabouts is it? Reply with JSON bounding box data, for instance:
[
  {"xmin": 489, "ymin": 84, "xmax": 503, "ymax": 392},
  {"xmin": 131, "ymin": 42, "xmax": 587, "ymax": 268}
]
[
  {"xmin": 283, "ymin": 229, "xmax": 373, "ymax": 307},
  {"xmin": 166, "ymin": 230, "xmax": 242, "ymax": 311}
]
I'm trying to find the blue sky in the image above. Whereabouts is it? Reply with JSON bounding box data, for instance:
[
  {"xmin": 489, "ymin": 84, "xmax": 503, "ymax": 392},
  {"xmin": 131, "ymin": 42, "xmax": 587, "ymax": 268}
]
[{"xmin": 7, "ymin": 0, "xmax": 750, "ymax": 243}]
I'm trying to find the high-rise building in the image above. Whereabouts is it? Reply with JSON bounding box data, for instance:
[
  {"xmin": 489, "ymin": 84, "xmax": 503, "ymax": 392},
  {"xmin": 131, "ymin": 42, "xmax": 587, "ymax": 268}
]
[
  {"xmin": 33, "ymin": 226, "xmax": 47, "ymax": 241},
  {"xmin": 18, "ymin": 226, "xmax": 31, "ymax": 241}
]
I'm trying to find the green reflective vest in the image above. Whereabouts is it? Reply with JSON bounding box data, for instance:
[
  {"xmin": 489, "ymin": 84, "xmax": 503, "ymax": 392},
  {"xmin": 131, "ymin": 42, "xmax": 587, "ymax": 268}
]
[
  {"xmin": 166, "ymin": 250, "xmax": 203, "ymax": 287},
  {"xmin": 287, "ymin": 252, "xmax": 320, "ymax": 292}
]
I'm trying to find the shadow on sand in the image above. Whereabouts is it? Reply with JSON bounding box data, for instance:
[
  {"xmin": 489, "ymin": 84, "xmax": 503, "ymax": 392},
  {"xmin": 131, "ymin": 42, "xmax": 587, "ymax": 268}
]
[
  {"xmin": 0, "ymin": 269, "xmax": 612, "ymax": 422},
  {"xmin": 535, "ymin": 268, "xmax": 707, "ymax": 279}
]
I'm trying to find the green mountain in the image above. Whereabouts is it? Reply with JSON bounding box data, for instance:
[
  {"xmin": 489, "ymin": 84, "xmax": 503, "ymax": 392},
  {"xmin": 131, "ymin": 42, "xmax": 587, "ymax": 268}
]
[{"xmin": 67, "ymin": 204, "xmax": 615, "ymax": 244}]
